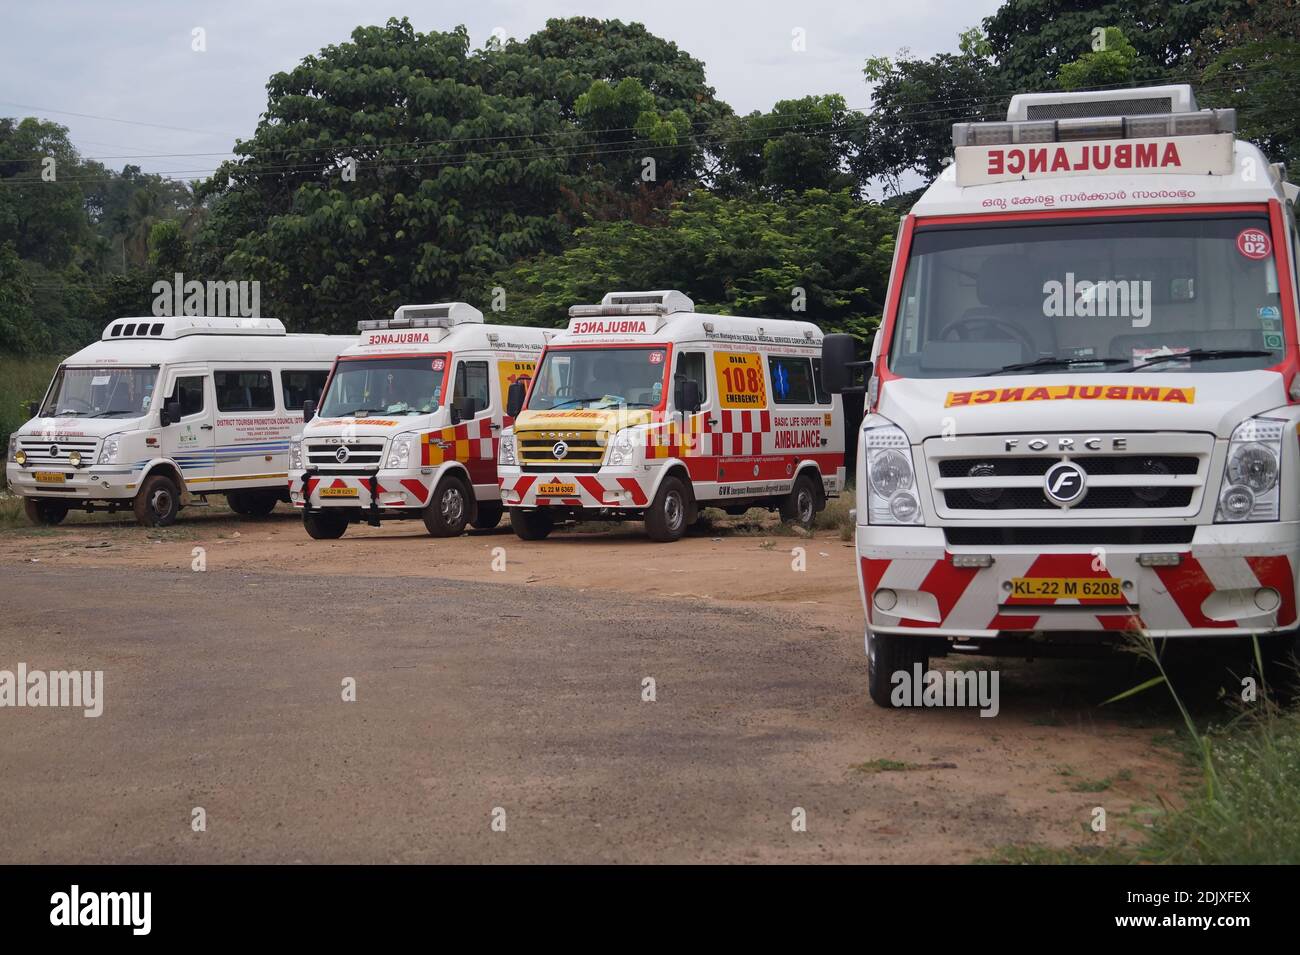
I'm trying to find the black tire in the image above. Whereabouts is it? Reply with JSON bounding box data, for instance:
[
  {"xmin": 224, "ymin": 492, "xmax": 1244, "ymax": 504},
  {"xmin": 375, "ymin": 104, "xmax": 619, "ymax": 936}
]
[
  {"xmin": 422, "ymin": 474, "xmax": 472, "ymax": 537},
  {"xmin": 780, "ymin": 473, "xmax": 819, "ymax": 528},
  {"xmin": 867, "ymin": 631, "xmax": 930, "ymax": 708},
  {"xmin": 1258, "ymin": 631, "xmax": 1300, "ymax": 701},
  {"xmin": 510, "ymin": 507, "xmax": 554, "ymax": 541},
  {"xmin": 471, "ymin": 500, "xmax": 504, "ymax": 530},
  {"xmin": 303, "ymin": 509, "xmax": 348, "ymax": 540},
  {"xmin": 227, "ymin": 489, "xmax": 278, "ymax": 518},
  {"xmin": 644, "ymin": 475, "xmax": 691, "ymax": 543},
  {"xmin": 133, "ymin": 473, "xmax": 180, "ymax": 527},
  {"xmin": 24, "ymin": 498, "xmax": 69, "ymax": 526}
]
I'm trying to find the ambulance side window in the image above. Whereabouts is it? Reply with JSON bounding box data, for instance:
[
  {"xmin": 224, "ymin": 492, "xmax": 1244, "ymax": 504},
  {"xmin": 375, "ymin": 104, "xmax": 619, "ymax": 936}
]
[
  {"xmin": 281, "ymin": 369, "xmax": 328, "ymax": 411},
  {"xmin": 169, "ymin": 375, "xmax": 206, "ymax": 417},
  {"xmin": 676, "ymin": 352, "xmax": 708, "ymax": 404},
  {"xmin": 454, "ymin": 361, "xmax": 490, "ymax": 416},
  {"xmin": 767, "ymin": 356, "xmax": 815, "ymax": 405},
  {"xmin": 811, "ymin": 358, "xmax": 832, "ymax": 405}
]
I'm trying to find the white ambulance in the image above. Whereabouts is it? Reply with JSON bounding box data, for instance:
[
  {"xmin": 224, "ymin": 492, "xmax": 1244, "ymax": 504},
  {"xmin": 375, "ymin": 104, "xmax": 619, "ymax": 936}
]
[
  {"xmin": 6, "ymin": 316, "xmax": 350, "ymax": 527},
  {"xmin": 820, "ymin": 85, "xmax": 1300, "ymax": 705},
  {"xmin": 497, "ymin": 290, "xmax": 846, "ymax": 542},
  {"xmin": 289, "ymin": 303, "xmax": 550, "ymax": 539}
]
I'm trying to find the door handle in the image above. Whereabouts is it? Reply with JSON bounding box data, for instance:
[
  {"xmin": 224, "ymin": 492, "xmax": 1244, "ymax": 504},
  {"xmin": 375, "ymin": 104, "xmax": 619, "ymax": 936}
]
[
  {"xmin": 200, "ymin": 424, "xmax": 214, "ymax": 431},
  {"xmin": 489, "ymin": 423, "xmax": 501, "ymax": 430},
  {"xmin": 707, "ymin": 418, "xmax": 719, "ymax": 426}
]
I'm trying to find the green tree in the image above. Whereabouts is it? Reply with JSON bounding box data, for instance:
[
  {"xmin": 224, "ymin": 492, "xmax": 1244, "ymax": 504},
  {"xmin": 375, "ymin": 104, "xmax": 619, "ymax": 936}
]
[
  {"xmin": 483, "ymin": 189, "xmax": 898, "ymax": 337},
  {"xmin": 1058, "ymin": 26, "xmax": 1140, "ymax": 89},
  {"xmin": 983, "ymin": 0, "xmax": 1244, "ymax": 92}
]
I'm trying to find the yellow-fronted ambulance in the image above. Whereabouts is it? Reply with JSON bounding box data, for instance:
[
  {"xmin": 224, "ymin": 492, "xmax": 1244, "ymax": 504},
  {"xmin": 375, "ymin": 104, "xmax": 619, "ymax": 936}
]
[{"xmin": 497, "ymin": 290, "xmax": 846, "ymax": 541}]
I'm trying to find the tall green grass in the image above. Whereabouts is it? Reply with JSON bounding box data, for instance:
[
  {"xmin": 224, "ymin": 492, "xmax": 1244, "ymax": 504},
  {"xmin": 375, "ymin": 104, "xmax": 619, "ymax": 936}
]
[{"xmin": 0, "ymin": 355, "xmax": 59, "ymax": 488}]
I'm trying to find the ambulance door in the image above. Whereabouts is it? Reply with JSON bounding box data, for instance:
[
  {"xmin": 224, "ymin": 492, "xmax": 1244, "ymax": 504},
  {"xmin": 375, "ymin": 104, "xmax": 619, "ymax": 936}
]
[
  {"xmin": 675, "ymin": 350, "xmax": 717, "ymax": 482},
  {"xmin": 160, "ymin": 365, "xmax": 215, "ymax": 486},
  {"xmin": 452, "ymin": 357, "xmax": 495, "ymax": 487}
]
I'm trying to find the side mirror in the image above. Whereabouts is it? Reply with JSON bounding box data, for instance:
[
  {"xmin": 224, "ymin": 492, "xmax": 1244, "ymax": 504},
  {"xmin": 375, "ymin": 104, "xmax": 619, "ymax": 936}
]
[
  {"xmin": 27, "ymin": 401, "xmax": 39, "ymax": 419},
  {"xmin": 674, "ymin": 375, "xmax": 702, "ymax": 414},
  {"xmin": 506, "ymin": 379, "xmax": 528, "ymax": 419},
  {"xmin": 822, "ymin": 333, "xmax": 871, "ymax": 395},
  {"xmin": 450, "ymin": 396, "xmax": 477, "ymax": 424},
  {"xmin": 160, "ymin": 399, "xmax": 182, "ymax": 427},
  {"xmin": 302, "ymin": 399, "xmax": 316, "ymax": 423}
]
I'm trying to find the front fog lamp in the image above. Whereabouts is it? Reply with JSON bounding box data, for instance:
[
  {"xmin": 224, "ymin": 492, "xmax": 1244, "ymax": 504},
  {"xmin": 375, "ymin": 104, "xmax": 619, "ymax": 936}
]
[
  {"xmin": 608, "ymin": 430, "xmax": 636, "ymax": 466},
  {"xmin": 864, "ymin": 424, "xmax": 922, "ymax": 525},
  {"xmin": 14, "ymin": 449, "xmax": 27, "ymax": 466},
  {"xmin": 97, "ymin": 434, "xmax": 122, "ymax": 465},
  {"xmin": 67, "ymin": 450, "xmax": 82, "ymax": 468},
  {"xmin": 498, "ymin": 433, "xmax": 517, "ymax": 466},
  {"xmin": 1216, "ymin": 417, "xmax": 1283, "ymax": 522},
  {"xmin": 386, "ymin": 432, "xmax": 417, "ymax": 470}
]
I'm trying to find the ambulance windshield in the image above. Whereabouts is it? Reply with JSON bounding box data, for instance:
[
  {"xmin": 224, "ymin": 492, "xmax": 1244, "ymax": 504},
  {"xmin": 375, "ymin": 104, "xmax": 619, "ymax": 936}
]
[
  {"xmin": 888, "ymin": 214, "xmax": 1284, "ymax": 378},
  {"xmin": 40, "ymin": 366, "xmax": 158, "ymax": 418},
  {"xmin": 318, "ymin": 356, "xmax": 446, "ymax": 417},
  {"xmin": 528, "ymin": 347, "xmax": 668, "ymax": 409}
]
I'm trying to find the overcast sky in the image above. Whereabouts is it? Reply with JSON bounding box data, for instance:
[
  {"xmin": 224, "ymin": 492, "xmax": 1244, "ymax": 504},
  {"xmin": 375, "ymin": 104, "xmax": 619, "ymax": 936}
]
[{"xmin": 2, "ymin": 0, "xmax": 1003, "ymax": 179}]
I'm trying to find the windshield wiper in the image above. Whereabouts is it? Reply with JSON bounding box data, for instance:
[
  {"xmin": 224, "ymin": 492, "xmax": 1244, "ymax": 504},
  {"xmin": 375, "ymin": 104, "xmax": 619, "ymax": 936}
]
[
  {"xmin": 551, "ymin": 397, "xmax": 607, "ymax": 409},
  {"xmin": 86, "ymin": 410, "xmax": 136, "ymax": 418},
  {"xmin": 1122, "ymin": 348, "xmax": 1273, "ymax": 372},
  {"xmin": 978, "ymin": 356, "xmax": 1129, "ymax": 376}
]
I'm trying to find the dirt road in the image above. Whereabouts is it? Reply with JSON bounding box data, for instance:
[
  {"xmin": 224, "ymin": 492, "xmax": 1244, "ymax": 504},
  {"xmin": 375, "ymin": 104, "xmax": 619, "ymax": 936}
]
[{"xmin": 0, "ymin": 510, "xmax": 1184, "ymax": 862}]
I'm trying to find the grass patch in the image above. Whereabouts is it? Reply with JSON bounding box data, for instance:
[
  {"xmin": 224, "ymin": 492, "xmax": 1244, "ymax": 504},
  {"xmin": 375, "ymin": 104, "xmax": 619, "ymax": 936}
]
[{"xmin": 0, "ymin": 355, "xmax": 59, "ymax": 488}]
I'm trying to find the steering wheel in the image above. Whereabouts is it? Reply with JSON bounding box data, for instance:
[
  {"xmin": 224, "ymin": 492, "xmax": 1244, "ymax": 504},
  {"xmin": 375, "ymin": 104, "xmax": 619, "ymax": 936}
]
[{"xmin": 939, "ymin": 317, "xmax": 1037, "ymax": 356}]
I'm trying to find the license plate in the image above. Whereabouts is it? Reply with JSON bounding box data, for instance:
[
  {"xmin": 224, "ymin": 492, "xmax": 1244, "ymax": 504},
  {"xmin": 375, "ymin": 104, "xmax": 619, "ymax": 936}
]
[
  {"xmin": 319, "ymin": 486, "xmax": 359, "ymax": 498},
  {"xmin": 33, "ymin": 471, "xmax": 66, "ymax": 484},
  {"xmin": 537, "ymin": 481, "xmax": 577, "ymax": 496},
  {"xmin": 1009, "ymin": 577, "xmax": 1125, "ymax": 602}
]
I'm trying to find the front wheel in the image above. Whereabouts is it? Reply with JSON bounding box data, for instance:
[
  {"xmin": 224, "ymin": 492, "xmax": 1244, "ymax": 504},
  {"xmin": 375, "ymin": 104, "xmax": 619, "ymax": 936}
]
[
  {"xmin": 867, "ymin": 631, "xmax": 930, "ymax": 708},
  {"xmin": 779, "ymin": 474, "xmax": 819, "ymax": 529},
  {"xmin": 471, "ymin": 501, "xmax": 503, "ymax": 530},
  {"xmin": 303, "ymin": 509, "xmax": 348, "ymax": 540},
  {"xmin": 133, "ymin": 474, "xmax": 180, "ymax": 527},
  {"xmin": 644, "ymin": 475, "xmax": 692, "ymax": 542},
  {"xmin": 510, "ymin": 507, "xmax": 554, "ymax": 541},
  {"xmin": 24, "ymin": 498, "xmax": 69, "ymax": 526},
  {"xmin": 422, "ymin": 474, "xmax": 472, "ymax": 537}
]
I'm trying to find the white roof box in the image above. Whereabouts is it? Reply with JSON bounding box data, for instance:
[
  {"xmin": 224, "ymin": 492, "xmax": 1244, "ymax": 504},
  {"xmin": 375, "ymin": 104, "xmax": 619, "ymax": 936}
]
[
  {"xmin": 358, "ymin": 302, "xmax": 484, "ymax": 332},
  {"xmin": 569, "ymin": 290, "xmax": 694, "ymax": 319},
  {"xmin": 1007, "ymin": 84, "xmax": 1199, "ymax": 122},
  {"xmin": 103, "ymin": 316, "xmax": 285, "ymax": 341}
]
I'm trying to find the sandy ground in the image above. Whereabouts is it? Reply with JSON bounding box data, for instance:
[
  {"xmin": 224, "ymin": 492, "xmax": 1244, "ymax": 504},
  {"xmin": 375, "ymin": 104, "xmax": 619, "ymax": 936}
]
[{"xmin": 0, "ymin": 507, "xmax": 1189, "ymax": 863}]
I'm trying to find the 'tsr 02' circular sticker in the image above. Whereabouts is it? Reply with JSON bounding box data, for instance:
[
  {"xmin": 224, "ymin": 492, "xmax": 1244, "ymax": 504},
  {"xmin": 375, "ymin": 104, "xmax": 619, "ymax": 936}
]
[{"xmin": 1237, "ymin": 227, "xmax": 1272, "ymax": 260}]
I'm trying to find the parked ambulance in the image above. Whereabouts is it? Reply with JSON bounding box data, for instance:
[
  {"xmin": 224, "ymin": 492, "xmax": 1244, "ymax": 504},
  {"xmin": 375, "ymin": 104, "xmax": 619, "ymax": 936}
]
[
  {"xmin": 497, "ymin": 290, "xmax": 845, "ymax": 542},
  {"xmin": 820, "ymin": 85, "xmax": 1300, "ymax": 705},
  {"xmin": 289, "ymin": 303, "xmax": 550, "ymax": 539},
  {"xmin": 6, "ymin": 316, "xmax": 350, "ymax": 527}
]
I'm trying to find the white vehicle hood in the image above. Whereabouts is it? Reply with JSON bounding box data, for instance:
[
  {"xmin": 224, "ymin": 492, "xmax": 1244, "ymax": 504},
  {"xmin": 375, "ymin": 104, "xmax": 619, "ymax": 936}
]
[
  {"xmin": 17, "ymin": 415, "xmax": 148, "ymax": 440},
  {"xmin": 879, "ymin": 370, "xmax": 1287, "ymax": 441}
]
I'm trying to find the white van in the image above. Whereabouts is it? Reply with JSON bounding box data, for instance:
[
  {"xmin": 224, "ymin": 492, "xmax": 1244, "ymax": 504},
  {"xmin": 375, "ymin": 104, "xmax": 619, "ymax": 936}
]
[
  {"xmin": 289, "ymin": 303, "xmax": 551, "ymax": 539},
  {"xmin": 819, "ymin": 84, "xmax": 1300, "ymax": 705},
  {"xmin": 497, "ymin": 290, "xmax": 846, "ymax": 541},
  {"xmin": 5, "ymin": 316, "xmax": 351, "ymax": 527}
]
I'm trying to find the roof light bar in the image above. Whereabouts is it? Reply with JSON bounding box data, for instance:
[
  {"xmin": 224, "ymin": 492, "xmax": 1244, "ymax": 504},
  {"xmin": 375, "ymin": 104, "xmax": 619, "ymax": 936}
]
[
  {"xmin": 953, "ymin": 109, "xmax": 1235, "ymax": 149},
  {"xmin": 357, "ymin": 302, "xmax": 484, "ymax": 332}
]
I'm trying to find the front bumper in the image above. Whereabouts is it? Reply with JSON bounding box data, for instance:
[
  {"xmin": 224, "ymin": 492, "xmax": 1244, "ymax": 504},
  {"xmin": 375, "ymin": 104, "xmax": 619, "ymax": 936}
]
[
  {"xmin": 858, "ymin": 522, "xmax": 1299, "ymax": 639},
  {"xmin": 290, "ymin": 470, "xmax": 432, "ymax": 511},
  {"xmin": 498, "ymin": 466, "xmax": 651, "ymax": 509},
  {"xmin": 5, "ymin": 463, "xmax": 135, "ymax": 500}
]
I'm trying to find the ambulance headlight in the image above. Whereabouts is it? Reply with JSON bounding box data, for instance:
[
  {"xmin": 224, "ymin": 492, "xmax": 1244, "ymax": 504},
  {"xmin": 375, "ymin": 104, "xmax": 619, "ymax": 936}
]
[
  {"xmin": 498, "ymin": 433, "xmax": 517, "ymax": 466},
  {"xmin": 1217, "ymin": 417, "xmax": 1283, "ymax": 522},
  {"xmin": 97, "ymin": 434, "xmax": 123, "ymax": 465},
  {"xmin": 864, "ymin": 424, "xmax": 922, "ymax": 525},
  {"xmin": 386, "ymin": 432, "xmax": 417, "ymax": 470},
  {"xmin": 8, "ymin": 433, "xmax": 18, "ymax": 463},
  {"xmin": 288, "ymin": 438, "xmax": 303, "ymax": 471},
  {"xmin": 608, "ymin": 429, "xmax": 637, "ymax": 466}
]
